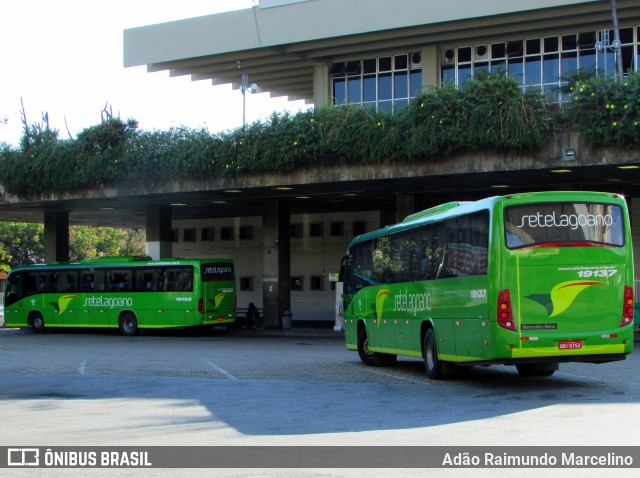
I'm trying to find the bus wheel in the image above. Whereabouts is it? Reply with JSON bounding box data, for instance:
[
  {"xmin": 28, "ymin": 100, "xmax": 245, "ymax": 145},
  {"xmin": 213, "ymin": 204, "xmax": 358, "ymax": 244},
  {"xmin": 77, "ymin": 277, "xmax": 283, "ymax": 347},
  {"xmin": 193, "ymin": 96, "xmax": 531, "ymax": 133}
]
[
  {"xmin": 119, "ymin": 313, "xmax": 138, "ymax": 336},
  {"xmin": 30, "ymin": 313, "xmax": 46, "ymax": 334},
  {"xmin": 423, "ymin": 328, "xmax": 443, "ymax": 380},
  {"xmin": 357, "ymin": 327, "xmax": 395, "ymax": 366},
  {"xmin": 516, "ymin": 363, "xmax": 558, "ymax": 377}
]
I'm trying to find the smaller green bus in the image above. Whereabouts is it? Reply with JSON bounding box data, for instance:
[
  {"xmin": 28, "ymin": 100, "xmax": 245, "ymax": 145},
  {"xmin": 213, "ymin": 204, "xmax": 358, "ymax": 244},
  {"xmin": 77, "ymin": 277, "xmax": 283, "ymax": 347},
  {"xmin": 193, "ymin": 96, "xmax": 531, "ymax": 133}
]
[{"xmin": 3, "ymin": 256, "xmax": 236, "ymax": 335}]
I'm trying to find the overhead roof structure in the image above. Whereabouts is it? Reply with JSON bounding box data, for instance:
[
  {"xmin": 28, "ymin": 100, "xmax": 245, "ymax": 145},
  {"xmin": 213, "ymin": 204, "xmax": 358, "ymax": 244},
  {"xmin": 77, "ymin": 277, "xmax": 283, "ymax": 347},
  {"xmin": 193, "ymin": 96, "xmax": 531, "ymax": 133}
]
[
  {"xmin": 2, "ymin": 0, "xmax": 640, "ymax": 230},
  {"xmin": 1, "ymin": 146, "xmax": 640, "ymax": 228},
  {"xmin": 123, "ymin": 0, "xmax": 640, "ymax": 103}
]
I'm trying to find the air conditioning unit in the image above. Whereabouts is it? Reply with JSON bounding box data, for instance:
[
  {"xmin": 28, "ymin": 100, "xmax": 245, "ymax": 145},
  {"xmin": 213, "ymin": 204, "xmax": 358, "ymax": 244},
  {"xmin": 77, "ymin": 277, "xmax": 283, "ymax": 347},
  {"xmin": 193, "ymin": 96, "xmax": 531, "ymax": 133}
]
[
  {"xmin": 441, "ymin": 49, "xmax": 455, "ymax": 65},
  {"xmin": 475, "ymin": 45, "xmax": 489, "ymax": 61},
  {"xmin": 410, "ymin": 53, "xmax": 422, "ymax": 68}
]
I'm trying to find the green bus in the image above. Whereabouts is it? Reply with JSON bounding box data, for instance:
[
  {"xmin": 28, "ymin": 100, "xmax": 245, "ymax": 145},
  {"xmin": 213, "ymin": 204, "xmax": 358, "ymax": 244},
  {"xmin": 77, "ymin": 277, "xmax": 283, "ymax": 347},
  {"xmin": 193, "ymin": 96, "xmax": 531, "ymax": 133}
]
[
  {"xmin": 3, "ymin": 256, "xmax": 236, "ymax": 335},
  {"xmin": 340, "ymin": 191, "xmax": 634, "ymax": 378}
]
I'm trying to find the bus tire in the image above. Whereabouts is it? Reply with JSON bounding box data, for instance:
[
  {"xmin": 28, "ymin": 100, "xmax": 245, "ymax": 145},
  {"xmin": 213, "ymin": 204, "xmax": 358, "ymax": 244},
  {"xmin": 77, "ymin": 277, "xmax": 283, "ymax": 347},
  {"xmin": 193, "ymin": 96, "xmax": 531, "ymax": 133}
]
[
  {"xmin": 30, "ymin": 312, "xmax": 46, "ymax": 334},
  {"xmin": 357, "ymin": 327, "xmax": 395, "ymax": 366},
  {"xmin": 423, "ymin": 328, "xmax": 443, "ymax": 379},
  {"xmin": 119, "ymin": 313, "xmax": 138, "ymax": 336},
  {"xmin": 516, "ymin": 363, "xmax": 558, "ymax": 377}
]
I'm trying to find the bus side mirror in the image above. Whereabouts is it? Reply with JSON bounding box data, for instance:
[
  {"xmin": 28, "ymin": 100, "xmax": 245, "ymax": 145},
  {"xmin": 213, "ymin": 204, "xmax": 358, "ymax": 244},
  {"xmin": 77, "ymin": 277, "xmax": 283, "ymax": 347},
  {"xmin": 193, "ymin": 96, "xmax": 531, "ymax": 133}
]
[{"xmin": 338, "ymin": 254, "xmax": 352, "ymax": 282}]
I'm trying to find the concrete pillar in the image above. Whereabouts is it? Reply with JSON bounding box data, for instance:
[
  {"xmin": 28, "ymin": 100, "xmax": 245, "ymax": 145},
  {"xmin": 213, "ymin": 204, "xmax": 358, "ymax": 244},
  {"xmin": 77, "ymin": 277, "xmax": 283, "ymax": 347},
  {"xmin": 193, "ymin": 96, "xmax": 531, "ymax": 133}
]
[
  {"xmin": 262, "ymin": 200, "xmax": 291, "ymax": 329},
  {"xmin": 396, "ymin": 193, "xmax": 415, "ymax": 223},
  {"xmin": 44, "ymin": 211, "xmax": 70, "ymax": 263},
  {"xmin": 313, "ymin": 60, "xmax": 331, "ymax": 109},
  {"xmin": 420, "ymin": 45, "xmax": 439, "ymax": 89},
  {"xmin": 145, "ymin": 206, "xmax": 172, "ymax": 260}
]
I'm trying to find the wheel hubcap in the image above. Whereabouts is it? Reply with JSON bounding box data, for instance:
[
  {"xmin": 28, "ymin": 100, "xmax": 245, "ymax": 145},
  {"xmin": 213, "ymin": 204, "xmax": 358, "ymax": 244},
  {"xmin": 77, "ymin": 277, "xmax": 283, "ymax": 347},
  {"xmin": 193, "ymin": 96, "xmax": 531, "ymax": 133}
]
[
  {"xmin": 426, "ymin": 341, "xmax": 435, "ymax": 369},
  {"xmin": 363, "ymin": 338, "xmax": 373, "ymax": 357}
]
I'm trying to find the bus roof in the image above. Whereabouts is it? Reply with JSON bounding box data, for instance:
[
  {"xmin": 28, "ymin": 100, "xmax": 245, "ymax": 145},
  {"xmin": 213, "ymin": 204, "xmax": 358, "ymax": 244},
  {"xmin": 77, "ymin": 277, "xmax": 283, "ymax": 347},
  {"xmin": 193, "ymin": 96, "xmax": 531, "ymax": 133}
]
[
  {"xmin": 7, "ymin": 257, "xmax": 234, "ymax": 274},
  {"xmin": 347, "ymin": 191, "xmax": 627, "ymax": 247}
]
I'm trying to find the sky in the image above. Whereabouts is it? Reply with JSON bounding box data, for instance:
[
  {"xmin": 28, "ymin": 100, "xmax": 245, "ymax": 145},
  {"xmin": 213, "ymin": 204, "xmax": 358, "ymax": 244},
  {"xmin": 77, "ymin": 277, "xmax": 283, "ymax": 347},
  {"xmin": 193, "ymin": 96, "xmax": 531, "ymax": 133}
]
[{"xmin": 0, "ymin": 0, "xmax": 307, "ymax": 147}]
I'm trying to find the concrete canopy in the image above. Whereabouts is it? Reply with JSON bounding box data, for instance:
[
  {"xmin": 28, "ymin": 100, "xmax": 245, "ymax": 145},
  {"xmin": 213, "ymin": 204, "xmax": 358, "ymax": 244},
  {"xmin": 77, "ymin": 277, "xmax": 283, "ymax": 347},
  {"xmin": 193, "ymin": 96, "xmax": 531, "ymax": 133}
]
[
  {"xmin": 123, "ymin": 0, "xmax": 640, "ymax": 103},
  {"xmin": 2, "ymin": 144, "xmax": 640, "ymax": 228},
  {"xmin": 1, "ymin": 0, "xmax": 640, "ymax": 229}
]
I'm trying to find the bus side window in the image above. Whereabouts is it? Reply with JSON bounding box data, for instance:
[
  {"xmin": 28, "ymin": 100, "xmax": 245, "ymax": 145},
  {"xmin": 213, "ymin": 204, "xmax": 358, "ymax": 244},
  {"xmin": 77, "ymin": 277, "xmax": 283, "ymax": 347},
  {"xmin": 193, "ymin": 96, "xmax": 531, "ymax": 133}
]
[
  {"xmin": 82, "ymin": 272, "xmax": 95, "ymax": 292},
  {"xmin": 108, "ymin": 270, "xmax": 131, "ymax": 292},
  {"xmin": 25, "ymin": 273, "xmax": 39, "ymax": 296},
  {"xmin": 135, "ymin": 269, "xmax": 160, "ymax": 292},
  {"xmin": 177, "ymin": 270, "xmax": 193, "ymax": 291},
  {"xmin": 93, "ymin": 270, "xmax": 106, "ymax": 292},
  {"xmin": 38, "ymin": 273, "xmax": 48, "ymax": 292},
  {"xmin": 65, "ymin": 272, "xmax": 78, "ymax": 292},
  {"xmin": 164, "ymin": 267, "xmax": 193, "ymax": 292},
  {"xmin": 162, "ymin": 269, "xmax": 176, "ymax": 291},
  {"xmin": 49, "ymin": 272, "xmax": 58, "ymax": 292}
]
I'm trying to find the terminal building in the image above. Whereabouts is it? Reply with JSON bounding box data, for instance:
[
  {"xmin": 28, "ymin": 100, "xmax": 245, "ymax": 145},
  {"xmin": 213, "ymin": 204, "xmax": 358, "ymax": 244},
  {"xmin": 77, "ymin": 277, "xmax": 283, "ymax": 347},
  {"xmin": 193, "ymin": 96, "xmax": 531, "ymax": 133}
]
[{"xmin": 2, "ymin": 0, "xmax": 640, "ymax": 327}]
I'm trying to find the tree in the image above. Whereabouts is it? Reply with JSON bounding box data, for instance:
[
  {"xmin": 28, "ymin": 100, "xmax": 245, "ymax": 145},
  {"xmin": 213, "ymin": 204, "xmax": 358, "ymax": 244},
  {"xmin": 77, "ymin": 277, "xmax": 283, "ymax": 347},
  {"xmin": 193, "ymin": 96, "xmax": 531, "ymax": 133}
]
[
  {"xmin": 68, "ymin": 226, "xmax": 145, "ymax": 261},
  {"xmin": 0, "ymin": 243, "xmax": 11, "ymax": 273},
  {"xmin": 0, "ymin": 222, "xmax": 146, "ymax": 267},
  {"xmin": 0, "ymin": 222, "xmax": 44, "ymax": 267}
]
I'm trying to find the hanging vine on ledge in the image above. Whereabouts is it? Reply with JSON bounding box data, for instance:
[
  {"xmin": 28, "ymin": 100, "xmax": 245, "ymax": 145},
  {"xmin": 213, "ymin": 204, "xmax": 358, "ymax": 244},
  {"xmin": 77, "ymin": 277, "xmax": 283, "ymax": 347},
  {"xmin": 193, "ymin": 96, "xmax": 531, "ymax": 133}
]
[{"xmin": 1, "ymin": 73, "xmax": 637, "ymax": 197}]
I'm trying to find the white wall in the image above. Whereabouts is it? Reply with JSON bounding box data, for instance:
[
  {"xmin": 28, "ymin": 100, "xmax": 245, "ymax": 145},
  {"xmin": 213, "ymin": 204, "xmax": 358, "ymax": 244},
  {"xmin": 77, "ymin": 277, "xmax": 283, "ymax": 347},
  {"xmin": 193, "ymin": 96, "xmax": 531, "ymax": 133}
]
[{"xmin": 170, "ymin": 210, "xmax": 381, "ymax": 322}]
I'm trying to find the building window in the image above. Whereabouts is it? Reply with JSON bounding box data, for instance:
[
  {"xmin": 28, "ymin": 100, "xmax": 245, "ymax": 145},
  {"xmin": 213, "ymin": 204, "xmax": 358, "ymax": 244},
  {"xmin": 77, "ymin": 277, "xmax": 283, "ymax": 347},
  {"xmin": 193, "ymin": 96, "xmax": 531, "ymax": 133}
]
[
  {"xmin": 310, "ymin": 275, "xmax": 324, "ymax": 291},
  {"xmin": 183, "ymin": 228, "xmax": 196, "ymax": 242},
  {"xmin": 221, "ymin": 226, "xmax": 234, "ymax": 241},
  {"xmin": 291, "ymin": 276, "xmax": 303, "ymax": 291},
  {"xmin": 310, "ymin": 222, "xmax": 324, "ymax": 238},
  {"xmin": 201, "ymin": 227, "xmax": 214, "ymax": 242},
  {"xmin": 330, "ymin": 222, "xmax": 344, "ymax": 237},
  {"xmin": 240, "ymin": 277, "xmax": 253, "ymax": 291},
  {"xmin": 290, "ymin": 223, "xmax": 303, "ymax": 238},
  {"xmin": 239, "ymin": 225, "xmax": 253, "ymax": 240},
  {"xmin": 440, "ymin": 27, "xmax": 640, "ymax": 101},
  {"xmin": 353, "ymin": 221, "xmax": 367, "ymax": 236},
  {"xmin": 172, "ymin": 229, "xmax": 179, "ymax": 243},
  {"xmin": 331, "ymin": 53, "xmax": 423, "ymax": 113}
]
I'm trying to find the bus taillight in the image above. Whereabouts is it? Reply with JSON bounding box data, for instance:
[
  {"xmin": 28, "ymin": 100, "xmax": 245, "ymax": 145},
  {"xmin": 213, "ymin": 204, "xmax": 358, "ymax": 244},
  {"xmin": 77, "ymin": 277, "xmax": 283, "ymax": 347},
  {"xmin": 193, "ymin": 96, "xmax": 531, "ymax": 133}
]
[
  {"xmin": 620, "ymin": 285, "xmax": 634, "ymax": 327},
  {"xmin": 498, "ymin": 289, "xmax": 516, "ymax": 331},
  {"xmin": 198, "ymin": 298, "xmax": 204, "ymax": 314}
]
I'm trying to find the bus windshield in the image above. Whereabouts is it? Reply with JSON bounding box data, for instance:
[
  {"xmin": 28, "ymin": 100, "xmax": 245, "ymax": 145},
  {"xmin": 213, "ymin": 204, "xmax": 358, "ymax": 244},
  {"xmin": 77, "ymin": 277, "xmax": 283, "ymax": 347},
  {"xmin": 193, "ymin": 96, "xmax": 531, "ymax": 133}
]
[{"xmin": 504, "ymin": 202, "xmax": 624, "ymax": 249}]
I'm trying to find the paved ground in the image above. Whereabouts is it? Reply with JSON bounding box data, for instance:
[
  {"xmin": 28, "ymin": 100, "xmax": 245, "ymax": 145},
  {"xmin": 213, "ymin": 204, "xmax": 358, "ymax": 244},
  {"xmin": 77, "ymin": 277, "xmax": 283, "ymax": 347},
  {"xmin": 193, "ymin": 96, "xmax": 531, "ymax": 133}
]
[{"xmin": 1, "ymin": 326, "xmax": 639, "ymax": 477}]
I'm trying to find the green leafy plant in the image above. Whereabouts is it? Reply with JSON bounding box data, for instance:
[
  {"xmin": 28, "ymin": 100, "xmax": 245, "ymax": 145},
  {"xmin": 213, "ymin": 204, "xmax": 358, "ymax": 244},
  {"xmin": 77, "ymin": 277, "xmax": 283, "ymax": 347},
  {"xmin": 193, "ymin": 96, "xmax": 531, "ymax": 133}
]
[
  {"xmin": 0, "ymin": 74, "xmax": 635, "ymax": 197},
  {"xmin": 562, "ymin": 71, "xmax": 640, "ymax": 147}
]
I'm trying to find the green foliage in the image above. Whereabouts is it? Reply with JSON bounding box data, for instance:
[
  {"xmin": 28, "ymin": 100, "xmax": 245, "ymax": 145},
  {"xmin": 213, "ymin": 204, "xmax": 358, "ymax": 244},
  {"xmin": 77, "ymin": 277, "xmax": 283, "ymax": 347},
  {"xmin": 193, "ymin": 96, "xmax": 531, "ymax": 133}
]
[
  {"xmin": 69, "ymin": 226, "xmax": 145, "ymax": 262},
  {"xmin": 0, "ymin": 222, "xmax": 145, "ymax": 267},
  {"xmin": 400, "ymin": 75, "xmax": 551, "ymax": 156},
  {"xmin": 0, "ymin": 74, "xmax": 636, "ymax": 196},
  {"xmin": 0, "ymin": 243, "xmax": 11, "ymax": 273},
  {"xmin": 562, "ymin": 72, "xmax": 640, "ymax": 147},
  {"xmin": 0, "ymin": 222, "xmax": 44, "ymax": 267}
]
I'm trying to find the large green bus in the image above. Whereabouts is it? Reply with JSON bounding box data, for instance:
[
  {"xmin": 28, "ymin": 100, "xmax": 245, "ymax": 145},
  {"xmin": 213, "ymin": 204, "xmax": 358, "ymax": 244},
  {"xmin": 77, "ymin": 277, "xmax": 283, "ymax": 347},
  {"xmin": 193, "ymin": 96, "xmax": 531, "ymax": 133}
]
[
  {"xmin": 340, "ymin": 191, "xmax": 634, "ymax": 378},
  {"xmin": 3, "ymin": 256, "xmax": 236, "ymax": 335}
]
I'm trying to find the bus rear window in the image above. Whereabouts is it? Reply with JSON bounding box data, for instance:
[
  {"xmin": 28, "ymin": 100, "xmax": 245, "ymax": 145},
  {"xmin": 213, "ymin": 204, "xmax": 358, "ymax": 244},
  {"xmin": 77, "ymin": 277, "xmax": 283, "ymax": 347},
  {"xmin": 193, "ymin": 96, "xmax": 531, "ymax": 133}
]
[
  {"xmin": 201, "ymin": 263, "xmax": 234, "ymax": 281},
  {"xmin": 504, "ymin": 202, "xmax": 624, "ymax": 249}
]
